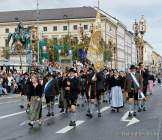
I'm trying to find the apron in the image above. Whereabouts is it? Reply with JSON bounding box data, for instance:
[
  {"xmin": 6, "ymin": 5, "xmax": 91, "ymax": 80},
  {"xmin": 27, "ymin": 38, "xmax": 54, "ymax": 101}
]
[{"xmin": 30, "ymin": 96, "xmax": 42, "ymax": 121}]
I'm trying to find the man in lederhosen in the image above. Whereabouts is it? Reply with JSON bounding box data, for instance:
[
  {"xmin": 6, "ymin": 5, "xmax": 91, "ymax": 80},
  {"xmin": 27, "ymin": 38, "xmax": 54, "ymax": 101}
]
[
  {"xmin": 96, "ymin": 69, "xmax": 105, "ymax": 117},
  {"xmin": 124, "ymin": 65, "xmax": 143, "ymax": 117},
  {"xmin": 85, "ymin": 67, "xmax": 97, "ymax": 118},
  {"xmin": 44, "ymin": 73, "xmax": 59, "ymax": 117},
  {"xmin": 57, "ymin": 72, "xmax": 65, "ymax": 113},
  {"xmin": 66, "ymin": 68, "xmax": 80, "ymax": 126},
  {"xmin": 102, "ymin": 68, "xmax": 109, "ymax": 103},
  {"xmin": 79, "ymin": 70, "xmax": 87, "ymax": 107},
  {"xmin": 138, "ymin": 62, "xmax": 149, "ymax": 111}
]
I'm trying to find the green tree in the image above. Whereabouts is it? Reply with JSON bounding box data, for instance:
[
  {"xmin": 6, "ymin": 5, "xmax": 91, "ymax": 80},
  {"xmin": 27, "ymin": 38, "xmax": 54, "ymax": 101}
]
[{"xmin": 72, "ymin": 46, "xmax": 79, "ymax": 61}]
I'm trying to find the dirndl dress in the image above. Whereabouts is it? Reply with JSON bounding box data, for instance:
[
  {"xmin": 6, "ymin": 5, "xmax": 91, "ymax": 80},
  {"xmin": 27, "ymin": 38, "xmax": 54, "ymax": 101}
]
[
  {"xmin": 110, "ymin": 86, "xmax": 123, "ymax": 108},
  {"xmin": 30, "ymin": 96, "xmax": 42, "ymax": 121}
]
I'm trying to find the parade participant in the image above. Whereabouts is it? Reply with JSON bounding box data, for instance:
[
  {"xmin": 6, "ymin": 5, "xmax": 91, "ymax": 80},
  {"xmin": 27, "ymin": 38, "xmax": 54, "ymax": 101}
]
[
  {"xmin": 119, "ymin": 71, "xmax": 126, "ymax": 104},
  {"xmin": 102, "ymin": 68, "xmax": 109, "ymax": 103},
  {"xmin": 62, "ymin": 71, "xmax": 70, "ymax": 113},
  {"xmin": 44, "ymin": 73, "xmax": 59, "ymax": 117},
  {"xmin": 24, "ymin": 73, "xmax": 33, "ymax": 113},
  {"xmin": 85, "ymin": 67, "xmax": 96, "ymax": 118},
  {"xmin": 96, "ymin": 68, "xmax": 105, "ymax": 117},
  {"xmin": 124, "ymin": 65, "xmax": 143, "ymax": 117},
  {"xmin": 19, "ymin": 73, "xmax": 30, "ymax": 110},
  {"xmin": 79, "ymin": 70, "xmax": 87, "ymax": 107},
  {"xmin": 28, "ymin": 73, "xmax": 43, "ymax": 127},
  {"xmin": 57, "ymin": 72, "xmax": 66, "ymax": 113},
  {"xmin": 119, "ymin": 71, "xmax": 126, "ymax": 90},
  {"xmin": 67, "ymin": 68, "xmax": 80, "ymax": 126},
  {"xmin": 109, "ymin": 70, "xmax": 123, "ymax": 112},
  {"xmin": 107, "ymin": 69, "xmax": 114, "ymax": 104},
  {"xmin": 138, "ymin": 62, "xmax": 149, "ymax": 111}
]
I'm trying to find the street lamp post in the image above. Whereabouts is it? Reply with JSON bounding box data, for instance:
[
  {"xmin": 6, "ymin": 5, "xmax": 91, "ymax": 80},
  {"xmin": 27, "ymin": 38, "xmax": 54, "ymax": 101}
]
[
  {"xmin": 133, "ymin": 15, "xmax": 146, "ymax": 64},
  {"xmin": 36, "ymin": 0, "xmax": 40, "ymax": 64}
]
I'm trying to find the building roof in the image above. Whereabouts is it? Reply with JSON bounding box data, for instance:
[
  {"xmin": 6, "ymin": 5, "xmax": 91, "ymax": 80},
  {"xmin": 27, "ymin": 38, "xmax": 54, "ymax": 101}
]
[
  {"xmin": 97, "ymin": 8, "xmax": 117, "ymax": 25},
  {"xmin": 144, "ymin": 40, "xmax": 154, "ymax": 49},
  {"xmin": 0, "ymin": 6, "xmax": 106, "ymax": 23},
  {"xmin": 153, "ymin": 51, "xmax": 161, "ymax": 56}
]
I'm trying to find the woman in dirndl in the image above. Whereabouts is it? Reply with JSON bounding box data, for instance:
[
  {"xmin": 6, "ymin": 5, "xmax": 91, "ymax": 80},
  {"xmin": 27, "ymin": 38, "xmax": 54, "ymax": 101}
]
[
  {"xmin": 28, "ymin": 73, "xmax": 43, "ymax": 127},
  {"xmin": 109, "ymin": 70, "xmax": 123, "ymax": 112}
]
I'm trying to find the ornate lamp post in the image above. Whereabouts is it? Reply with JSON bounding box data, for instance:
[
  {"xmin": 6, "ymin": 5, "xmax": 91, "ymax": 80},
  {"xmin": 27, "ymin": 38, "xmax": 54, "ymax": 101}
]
[
  {"xmin": 31, "ymin": 26, "xmax": 38, "ymax": 68},
  {"xmin": 133, "ymin": 15, "xmax": 146, "ymax": 64}
]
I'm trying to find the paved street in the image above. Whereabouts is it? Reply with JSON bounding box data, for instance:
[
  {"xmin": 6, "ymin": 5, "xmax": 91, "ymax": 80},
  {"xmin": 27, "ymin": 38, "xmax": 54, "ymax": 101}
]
[{"xmin": 0, "ymin": 85, "xmax": 161, "ymax": 140}]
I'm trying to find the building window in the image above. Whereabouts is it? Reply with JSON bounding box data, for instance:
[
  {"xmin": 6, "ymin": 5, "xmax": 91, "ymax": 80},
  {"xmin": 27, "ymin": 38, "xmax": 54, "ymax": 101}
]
[
  {"xmin": 109, "ymin": 26, "xmax": 112, "ymax": 32},
  {"xmin": 73, "ymin": 25, "xmax": 78, "ymax": 30},
  {"xmin": 84, "ymin": 25, "xmax": 88, "ymax": 30},
  {"xmin": 53, "ymin": 26, "xmax": 57, "ymax": 31},
  {"xmin": 43, "ymin": 27, "xmax": 47, "ymax": 32},
  {"xmin": 5, "ymin": 28, "xmax": 9, "ymax": 33},
  {"xmin": 63, "ymin": 26, "xmax": 68, "ymax": 31}
]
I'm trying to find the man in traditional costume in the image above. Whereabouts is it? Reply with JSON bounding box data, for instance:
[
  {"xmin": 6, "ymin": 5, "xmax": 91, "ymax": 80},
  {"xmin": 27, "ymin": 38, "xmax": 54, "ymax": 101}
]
[
  {"xmin": 79, "ymin": 70, "xmax": 87, "ymax": 107},
  {"xmin": 44, "ymin": 73, "xmax": 59, "ymax": 117},
  {"xmin": 124, "ymin": 65, "xmax": 143, "ymax": 117},
  {"xmin": 137, "ymin": 62, "xmax": 149, "ymax": 111},
  {"xmin": 67, "ymin": 68, "xmax": 80, "ymax": 126},
  {"xmin": 96, "ymin": 69, "xmax": 105, "ymax": 117},
  {"xmin": 85, "ymin": 67, "xmax": 97, "ymax": 118}
]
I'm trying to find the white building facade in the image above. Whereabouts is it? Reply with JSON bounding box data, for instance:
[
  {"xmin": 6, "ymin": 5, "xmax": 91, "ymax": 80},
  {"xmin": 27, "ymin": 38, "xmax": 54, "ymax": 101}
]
[
  {"xmin": 0, "ymin": 7, "xmax": 138, "ymax": 69},
  {"xmin": 116, "ymin": 22, "xmax": 126, "ymax": 71},
  {"xmin": 144, "ymin": 41, "xmax": 153, "ymax": 71}
]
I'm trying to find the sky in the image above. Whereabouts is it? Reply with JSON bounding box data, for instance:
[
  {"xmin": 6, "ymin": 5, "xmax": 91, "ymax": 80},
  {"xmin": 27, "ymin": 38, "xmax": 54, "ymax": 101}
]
[{"xmin": 0, "ymin": 0, "xmax": 162, "ymax": 54}]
